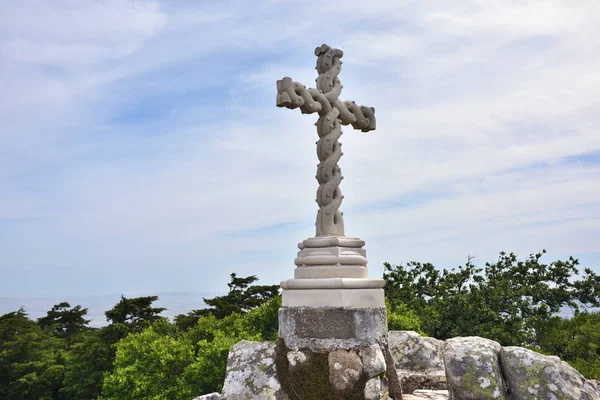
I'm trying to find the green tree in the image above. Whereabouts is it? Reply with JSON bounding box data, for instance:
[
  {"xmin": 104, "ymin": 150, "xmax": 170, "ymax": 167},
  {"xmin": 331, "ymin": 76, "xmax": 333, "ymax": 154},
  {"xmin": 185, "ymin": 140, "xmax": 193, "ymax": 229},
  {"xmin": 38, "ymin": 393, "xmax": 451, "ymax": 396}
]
[
  {"xmin": 100, "ymin": 320, "xmax": 198, "ymax": 400},
  {"xmin": 175, "ymin": 273, "xmax": 279, "ymax": 329},
  {"xmin": 384, "ymin": 251, "xmax": 600, "ymax": 346},
  {"xmin": 535, "ymin": 312, "xmax": 600, "ymax": 379},
  {"xmin": 0, "ymin": 308, "xmax": 66, "ymax": 400},
  {"xmin": 60, "ymin": 328, "xmax": 115, "ymax": 400},
  {"xmin": 61, "ymin": 295, "xmax": 166, "ymax": 399},
  {"xmin": 38, "ymin": 302, "xmax": 91, "ymax": 340},
  {"xmin": 105, "ymin": 295, "xmax": 166, "ymax": 333},
  {"xmin": 386, "ymin": 299, "xmax": 423, "ymax": 333}
]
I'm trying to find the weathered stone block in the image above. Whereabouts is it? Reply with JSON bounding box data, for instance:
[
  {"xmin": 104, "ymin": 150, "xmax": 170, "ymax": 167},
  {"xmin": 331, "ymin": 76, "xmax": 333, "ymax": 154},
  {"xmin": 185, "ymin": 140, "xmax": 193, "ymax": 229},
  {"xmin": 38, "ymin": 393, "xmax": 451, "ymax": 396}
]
[
  {"xmin": 388, "ymin": 331, "xmax": 447, "ymax": 393},
  {"xmin": 500, "ymin": 346, "xmax": 600, "ymax": 400},
  {"xmin": 364, "ymin": 377, "xmax": 382, "ymax": 400},
  {"xmin": 279, "ymin": 306, "xmax": 387, "ymax": 352},
  {"xmin": 389, "ymin": 331, "xmax": 445, "ymax": 373},
  {"xmin": 328, "ymin": 349, "xmax": 363, "ymax": 393},
  {"xmin": 444, "ymin": 337, "xmax": 508, "ymax": 400},
  {"xmin": 360, "ymin": 343, "xmax": 386, "ymax": 378},
  {"xmin": 221, "ymin": 340, "xmax": 288, "ymax": 400}
]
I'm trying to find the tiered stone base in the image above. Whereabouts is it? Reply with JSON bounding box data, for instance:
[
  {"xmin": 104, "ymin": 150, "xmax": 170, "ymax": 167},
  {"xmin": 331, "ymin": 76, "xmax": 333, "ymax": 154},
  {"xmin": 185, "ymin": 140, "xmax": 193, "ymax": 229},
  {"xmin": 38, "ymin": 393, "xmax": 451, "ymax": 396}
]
[{"xmin": 273, "ymin": 236, "xmax": 401, "ymax": 399}]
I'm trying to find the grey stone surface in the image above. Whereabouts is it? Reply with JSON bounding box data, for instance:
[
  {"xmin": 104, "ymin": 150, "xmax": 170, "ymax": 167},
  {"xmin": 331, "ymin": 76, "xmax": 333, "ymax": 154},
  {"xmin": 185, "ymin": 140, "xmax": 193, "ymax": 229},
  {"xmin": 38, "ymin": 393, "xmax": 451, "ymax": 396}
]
[
  {"xmin": 444, "ymin": 337, "xmax": 508, "ymax": 400},
  {"xmin": 285, "ymin": 349, "xmax": 309, "ymax": 373},
  {"xmin": 276, "ymin": 43, "xmax": 376, "ymax": 237},
  {"xmin": 192, "ymin": 393, "xmax": 221, "ymax": 400},
  {"xmin": 221, "ymin": 340, "xmax": 288, "ymax": 400},
  {"xmin": 500, "ymin": 346, "xmax": 600, "ymax": 400},
  {"xmin": 328, "ymin": 349, "xmax": 363, "ymax": 393},
  {"xmin": 404, "ymin": 390, "xmax": 449, "ymax": 400},
  {"xmin": 401, "ymin": 371, "xmax": 447, "ymax": 395},
  {"xmin": 389, "ymin": 331, "xmax": 445, "ymax": 373},
  {"xmin": 279, "ymin": 306, "xmax": 387, "ymax": 351},
  {"xmin": 388, "ymin": 331, "xmax": 447, "ymax": 394},
  {"xmin": 364, "ymin": 377, "xmax": 383, "ymax": 400},
  {"xmin": 586, "ymin": 379, "xmax": 600, "ymax": 393},
  {"xmin": 360, "ymin": 343, "xmax": 387, "ymax": 378}
]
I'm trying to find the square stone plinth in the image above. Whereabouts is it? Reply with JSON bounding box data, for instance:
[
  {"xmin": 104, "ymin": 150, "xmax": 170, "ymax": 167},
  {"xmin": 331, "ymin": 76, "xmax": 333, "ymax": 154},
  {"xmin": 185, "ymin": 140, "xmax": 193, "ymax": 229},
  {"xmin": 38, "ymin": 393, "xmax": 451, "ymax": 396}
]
[{"xmin": 279, "ymin": 306, "xmax": 387, "ymax": 351}]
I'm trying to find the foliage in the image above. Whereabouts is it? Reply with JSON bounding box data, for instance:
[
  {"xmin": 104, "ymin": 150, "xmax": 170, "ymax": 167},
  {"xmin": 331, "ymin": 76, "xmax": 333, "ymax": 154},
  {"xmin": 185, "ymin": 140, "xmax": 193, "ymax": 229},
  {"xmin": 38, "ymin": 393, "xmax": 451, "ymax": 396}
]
[
  {"xmin": 105, "ymin": 295, "xmax": 166, "ymax": 333},
  {"xmin": 59, "ymin": 328, "xmax": 115, "ymax": 400},
  {"xmin": 535, "ymin": 312, "xmax": 600, "ymax": 379},
  {"xmin": 175, "ymin": 273, "xmax": 280, "ymax": 329},
  {"xmin": 3, "ymin": 261, "xmax": 597, "ymax": 398},
  {"xmin": 386, "ymin": 299, "xmax": 423, "ymax": 334},
  {"xmin": 0, "ymin": 308, "xmax": 66, "ymax": 400},
  {"xmin": 61, "ymin": 295, "xmax": 168, "ymax": 399},
  {"xmin": 38, "ymin": 302, "xmax": 91, "ymax": 341},
  {"xmin": 101, "ymin": 278, "xmax": 281, "ymax": 398},
  {"xmin": 100, "ymin": 320, "xmax": 198, "ymax": 400},
  {"xmin": 384, "ymin": 250, "xmax": 600, "ymax": 347}
]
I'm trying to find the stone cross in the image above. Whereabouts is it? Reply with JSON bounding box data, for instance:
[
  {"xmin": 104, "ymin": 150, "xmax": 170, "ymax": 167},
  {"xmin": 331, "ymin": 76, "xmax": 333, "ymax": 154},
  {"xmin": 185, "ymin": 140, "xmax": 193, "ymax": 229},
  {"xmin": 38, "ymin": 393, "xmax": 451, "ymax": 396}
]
[{"xmin": 276, "ymin": 44, "xmax": 376, "ymax": 237}]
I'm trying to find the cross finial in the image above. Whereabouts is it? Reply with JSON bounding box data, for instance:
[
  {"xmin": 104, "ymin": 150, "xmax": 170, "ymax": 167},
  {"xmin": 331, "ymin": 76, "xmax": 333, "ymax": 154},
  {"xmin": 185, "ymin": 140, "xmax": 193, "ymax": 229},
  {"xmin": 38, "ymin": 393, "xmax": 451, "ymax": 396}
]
[{"xmin": 276, "ymin": 44, "xmax": 376, "ymax": 237}]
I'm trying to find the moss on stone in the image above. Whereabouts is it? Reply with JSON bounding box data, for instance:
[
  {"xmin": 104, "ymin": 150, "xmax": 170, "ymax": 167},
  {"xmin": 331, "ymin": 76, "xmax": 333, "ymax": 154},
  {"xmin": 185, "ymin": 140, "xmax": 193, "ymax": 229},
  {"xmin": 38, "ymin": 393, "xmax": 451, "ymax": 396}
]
[
  {"xmin": 275, "ymin": 339, "xmax": 368, "ymax": 400},
  {"xmin": 461, "ymin": 364, "xmax": 499, "ymax": 399}
]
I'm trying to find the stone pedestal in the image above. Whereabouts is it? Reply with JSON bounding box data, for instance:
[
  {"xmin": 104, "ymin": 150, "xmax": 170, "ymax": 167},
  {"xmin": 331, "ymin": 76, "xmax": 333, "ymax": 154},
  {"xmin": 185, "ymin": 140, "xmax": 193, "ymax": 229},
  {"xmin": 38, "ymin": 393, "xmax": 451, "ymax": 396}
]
[
  {"xmin": 281, "ymin": 236, "xmax": 386, "ymax": 310},
  {"xmin": 277, "ymin": 237, "xmax": 401, "ymax": 399}
]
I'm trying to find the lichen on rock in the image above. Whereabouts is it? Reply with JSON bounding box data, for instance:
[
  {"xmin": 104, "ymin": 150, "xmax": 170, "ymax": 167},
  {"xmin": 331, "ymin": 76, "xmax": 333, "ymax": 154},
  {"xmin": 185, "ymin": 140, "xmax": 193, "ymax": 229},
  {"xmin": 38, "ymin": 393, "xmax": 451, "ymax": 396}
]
[
  {"xmin": 444, "ymin": 337, "xmax": 508, "ymax": 400},
  {"xmin": 221, "ymin": 340, "xmax": 288, "ymax": 400},
  {"xmin": 500, "ymin": 346, "xmax": 600, "ymax": 400}
]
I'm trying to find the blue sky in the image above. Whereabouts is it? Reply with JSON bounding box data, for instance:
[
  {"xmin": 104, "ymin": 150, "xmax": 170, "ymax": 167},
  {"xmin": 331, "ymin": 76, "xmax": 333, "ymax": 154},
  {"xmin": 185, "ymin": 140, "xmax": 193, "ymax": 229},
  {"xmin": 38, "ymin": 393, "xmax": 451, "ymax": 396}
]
[{"xmin": 1, "ymin": 0, "xmax": 599, "ymax": 300}]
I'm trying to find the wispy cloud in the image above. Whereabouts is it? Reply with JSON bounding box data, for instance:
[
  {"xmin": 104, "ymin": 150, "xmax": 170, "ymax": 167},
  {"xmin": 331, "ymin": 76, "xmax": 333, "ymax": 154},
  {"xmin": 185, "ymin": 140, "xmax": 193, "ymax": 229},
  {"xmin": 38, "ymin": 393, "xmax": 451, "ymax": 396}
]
[{"xmin": 1, "ymin": 0, "xmax": 599, "ymax": 299}]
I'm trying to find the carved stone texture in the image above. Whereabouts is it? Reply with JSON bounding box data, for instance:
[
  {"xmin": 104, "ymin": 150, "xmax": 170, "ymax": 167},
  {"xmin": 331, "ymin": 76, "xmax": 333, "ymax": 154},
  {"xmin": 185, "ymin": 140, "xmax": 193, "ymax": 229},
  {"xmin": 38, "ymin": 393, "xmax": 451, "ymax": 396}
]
[{"xmin": 276, "ymin": 44, "xmax": 376, "ymax": 237}]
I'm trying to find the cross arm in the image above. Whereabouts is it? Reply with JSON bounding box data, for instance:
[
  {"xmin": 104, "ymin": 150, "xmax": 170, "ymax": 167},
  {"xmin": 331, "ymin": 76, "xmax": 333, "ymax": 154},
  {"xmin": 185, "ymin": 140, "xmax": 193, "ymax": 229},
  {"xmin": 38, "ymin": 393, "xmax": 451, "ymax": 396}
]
[{"xmin": 276, "ymin": 77, "xmax": 376, "ymax": 132}]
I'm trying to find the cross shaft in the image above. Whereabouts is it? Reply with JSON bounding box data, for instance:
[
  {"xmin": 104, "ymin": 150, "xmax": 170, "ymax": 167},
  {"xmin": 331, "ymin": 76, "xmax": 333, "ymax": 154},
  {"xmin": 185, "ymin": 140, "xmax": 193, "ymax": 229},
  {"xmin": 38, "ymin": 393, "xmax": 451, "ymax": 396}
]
[{"xmin": 276, "ymin": 44, "xmax": 376, "ymax": 237}]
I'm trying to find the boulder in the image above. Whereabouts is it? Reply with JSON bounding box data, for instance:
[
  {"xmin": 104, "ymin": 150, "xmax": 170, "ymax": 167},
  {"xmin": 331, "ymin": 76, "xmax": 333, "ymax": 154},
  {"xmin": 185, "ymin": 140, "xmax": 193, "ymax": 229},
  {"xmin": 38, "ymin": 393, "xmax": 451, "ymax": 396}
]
[
  {"xmin": 221, "ymin": 340, "xmax": 288, "ymax": 400},
  {"xmin": 444, "ymin": 337, "xmax": 508, "ymax": 400},
  {"xmin": 389, "ymin": 331, "xmax": 445, "ymax": 373},
  {"xmin": 364, "ymin": 377, "xmax": 382, "ymax": 400},
  {"xmin": 360, "ymin": 343, "xmax": 387, "ymax": 378},
  {"xmin": 388, "ymin": 331, "xmax": 446, "ymax": 393},
  {"xmin": 328, "ymin": 349, "xmax": 364, "ymax": 393},
  {"xmin": 500, "ymin": 346, "xmax": 600, "ymax": 400}
]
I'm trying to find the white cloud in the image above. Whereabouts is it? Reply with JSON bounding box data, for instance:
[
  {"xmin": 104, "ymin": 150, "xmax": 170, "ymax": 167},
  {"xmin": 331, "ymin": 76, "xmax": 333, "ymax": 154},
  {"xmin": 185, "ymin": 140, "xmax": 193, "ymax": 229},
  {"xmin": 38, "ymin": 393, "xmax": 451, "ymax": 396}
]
[{"xmin": 0, "ymin": 0, "xmax": 599, "ymax": 298}]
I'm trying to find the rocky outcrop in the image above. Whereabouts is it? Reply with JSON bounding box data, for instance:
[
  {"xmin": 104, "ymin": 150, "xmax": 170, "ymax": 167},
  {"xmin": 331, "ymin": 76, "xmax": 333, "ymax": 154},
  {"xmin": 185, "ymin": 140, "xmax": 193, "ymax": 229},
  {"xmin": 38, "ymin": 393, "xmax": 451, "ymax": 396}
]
[
  {"xmin": 387, "ymin": 331, "xmax": 600, "ymax": 399},
  {"xmin": 193, "ymin": 333, "xmax": 600, "ymax": 400},
  {"xmin": 444, "ymin": 337, "xmax": 508, "ymax": 399},
  {"xmin": 389, "ymin": 331, "xmax": 447, "ymax": 394},
  {"xmin": 220, "ymin": 340, "xmax": 288, "ymax": 400},
  {"xmin": 500, "ymin": 347, "xmax": 600, "ymax": 400},
  {"xmin": 278, "ymin": 341, "xmax": 394, "ymax": 400}
]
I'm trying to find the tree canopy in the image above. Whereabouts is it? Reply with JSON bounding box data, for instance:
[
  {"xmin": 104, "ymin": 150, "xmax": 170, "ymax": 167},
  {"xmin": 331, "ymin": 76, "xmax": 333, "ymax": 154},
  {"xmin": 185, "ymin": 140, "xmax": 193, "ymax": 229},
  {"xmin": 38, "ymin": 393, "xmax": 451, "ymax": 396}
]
[
  {"xmin": 38, "ymin": 302, "xmax": 91, "ymax": 340},
  {"xmin": 384, "ymin": 250, "xmax": 600, "ymax": 347},
  {"xmin": 1, "ymin": 258, "xmax": 599, "ymax": 400}
]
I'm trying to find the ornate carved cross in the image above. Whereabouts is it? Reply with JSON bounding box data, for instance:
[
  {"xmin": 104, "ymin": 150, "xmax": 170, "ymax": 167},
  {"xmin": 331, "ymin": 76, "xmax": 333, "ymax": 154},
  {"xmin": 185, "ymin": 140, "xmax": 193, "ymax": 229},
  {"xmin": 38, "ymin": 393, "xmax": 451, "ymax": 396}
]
[{"xmin": 276, "ymin": 44, "xmax": 376, "ymax": 237}]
